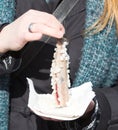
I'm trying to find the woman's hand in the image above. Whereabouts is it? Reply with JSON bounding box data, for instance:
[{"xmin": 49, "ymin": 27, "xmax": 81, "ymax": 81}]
[{"xmin": 0, "ymin": 9, "xmax": 65, "ymax": 53}]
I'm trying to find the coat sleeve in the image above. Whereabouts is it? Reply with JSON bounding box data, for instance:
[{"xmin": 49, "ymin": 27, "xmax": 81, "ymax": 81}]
[
  {"xmin": 0, "ymin": 51, "xmax": 21, "ymax": 75},
  {"xmin": 94, "ymin": 81, "xmax": 118, "ymax": 130},
  {"xmin": 0, "ymin": 0, "xmax": 20, "ymax": 75}
]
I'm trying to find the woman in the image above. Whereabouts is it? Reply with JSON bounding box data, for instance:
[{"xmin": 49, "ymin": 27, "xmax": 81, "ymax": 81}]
[{"xmin": 0, "ymin": 0, "xmax": 118, "ymax": 130}]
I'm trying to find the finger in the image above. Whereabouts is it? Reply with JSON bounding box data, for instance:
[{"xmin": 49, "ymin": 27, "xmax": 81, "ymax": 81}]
[
  {"xmin": 85, "ymin": 100, "xmax": 95, "ymax": 114},
  {"xmin": 25, "ymin": 32, "xmax": 43, "ymax": 41},
  {"xmin": 30, "ymin": 11, "xmax": 64, "ymax": 30},
  {"xmin": 41, "ymin": 116, "xmax": 60, "ymax": 122},
  {"xmin": 29, "ymin": 23, "xmax": 64, "ymax": 38}
]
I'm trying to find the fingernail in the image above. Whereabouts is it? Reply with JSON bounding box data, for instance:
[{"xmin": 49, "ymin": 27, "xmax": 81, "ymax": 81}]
[{"xmin": 58, "ymin": 32, "xmax": 64, "ymax": 38}]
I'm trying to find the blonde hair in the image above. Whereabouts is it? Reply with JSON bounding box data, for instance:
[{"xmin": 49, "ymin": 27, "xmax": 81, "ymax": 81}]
[{"xmin": 86, "ymin": 0, "xmax": 118, "ymax": 35}]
